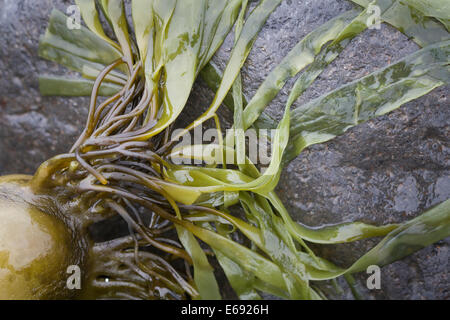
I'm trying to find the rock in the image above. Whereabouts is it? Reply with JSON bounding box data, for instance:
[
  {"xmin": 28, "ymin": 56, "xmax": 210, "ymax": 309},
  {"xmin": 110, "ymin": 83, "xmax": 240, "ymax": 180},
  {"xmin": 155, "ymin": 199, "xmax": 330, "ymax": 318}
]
[
  {"xmin": 0, "ymin": 0, "xmax": 88, "ymax": 175},
  {"xmin": 0, "ymin": 0, "xmax": 448, "ymax": 299}
]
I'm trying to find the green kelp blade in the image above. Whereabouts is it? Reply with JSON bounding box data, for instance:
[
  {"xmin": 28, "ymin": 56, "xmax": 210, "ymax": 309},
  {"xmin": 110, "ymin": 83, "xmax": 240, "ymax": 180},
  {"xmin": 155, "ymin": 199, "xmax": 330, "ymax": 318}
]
[
  {"xmin": 174, "ymin": 225, "xmax": 221, "ymax": 300},
  {"xmin": 123, "ymin": 0, "xmax": 207, "ymax": 140},
  {"xmin": 283, "ymin": 40, "xmax": 450, "ymax": 164},
  {"xmin": 397, "ymin": 0, "xmax": 450, "ymax": 31},
  {"xmin": 151, "ymin": 0, "xmax": 176, "ymax": 76},
  {"xmin": 41, "ymin": 9, "xmax": 121, "ymax": 65},
  {"xmin": 201, "ymin": 222, "xmax": 261, "ymax": 300},
  {"xmin": 224, "ymin": 0, "xmax": 248, "ymax": 204},
  {"xmin": 158, "ymin": 0, "xmax": 206, "ymax": 125},
  {"xmin": 348, "ymin": 199, "xmax": 450, "ymax": 273},
  {"xmin": 152, "ymin": 7, "xmax": 223, "ymax": 297},
  {"xmin": 74, "ymin": 0, "xmax": 122, "ymax": 51},
  {"xmin": 177, "ymin": 0, "xmax": 284, "ymax": 140},
  {"xmin": 191, "ymin": 199, "xmax": 343, "ymax": 282},
  {"xmin": 237, "ymin": 0, "xmax": 447, "ymax": 135},
  {"xmin": 146, "ymin": 0, "xmax": 175, "ymax": 101},
  {"xmin": 197, "ymin": 0, "xmax": 229, "ymax": 66},
  {"xmin": 200, "ymin": 62, "xmax": 279, "ymax": 130},
  {"xmin": 81, "ymin": 64, "xmax": 127, "ymax": 85},
  {"xmin": 160, "ymin": 141, "xmax": 396, "ymax": 282},
  {"xmin": 213, "ymin": 0, "xmax": 449, "ymax": 125},
  {"xmin": 198, "ymin": 0, "xmax": 243, "ymax": 71},
  {"xmin": 169, "ymin": 143, "xmax": 399, "ymax": 245},
  {"xmin": 39, "ymin": 41, "xmax": 112, "ymax": 78},
  {"xmin": 39, "ymin": 9, "xmax": 121, "ymax": 67},
  {"xmin": 197, "ymin": 0, "xmax": 243, "ymax": 71},
  {"xmin": 253, "ymin": 279, "xmax": 290, "ymax": 299},
  {"xmin": 214, "ymin": 252, "xmax": 262, "ymax": 300},
  {"xmin": 163, "ymin": 193, "xmax": 221, "ymax": 300},
  {"xmin": 170, "ymin": 178, "xmax": 345, "ymax": 280},
  {"xmin": 132, "ymin": 0, "xmax": 157, "ymax": 94},
  {"xmin": 305, "ymin": 199, "xmax": 450, "ymax": 280},
  {"xmin": 38, "ymin": 9, "xmax": 127, "ymax": 85},
  {"xmin": 237, "ymin": 9, "xmax": 362, "ymax": 134},
  {"xmin": 200, "ymin": 3, "xmax": 408, "ymax": 134},
  {"xmin": 282, "ymin": 3, "xmax": 394, "ymax": 112},
  {"xmin": 169, "ymin": 143, "xmax": 400, "ymax": 245},
  {"xmin": 401, "ymin": 0, "xmax": 450, "ymax": 20},
  {"xmin": 131, "ymin": 0, "xmax": 154, "ymax": 63},
  {"xmin": 172, "ymin": 218, "xmax": 302, "ymax": 298},
  {"xmin": 240, "ymin": 192, "xmax": 311, "ymax": 299},
  {"xmin": 267, "ymin": 198, "xmax": 450, "ymax": 281},
  {"xmin": 350, "ymin": 0, "xmax": 450, "ymax": 46},
  {"xmin": 198, "ymin": 63, "xmax": 239, "ymax": 109},
  {"xmin": 227, "ymin": 5, "xmax": 378, "ymax": 161},
  {"xmin": 268, "ymin": 192, "xmax": 398, "ymax": 245},
  {"xmin": 382, "ymin": 1, "xmax": 450, "ymax": 44},
  {"xmin": 100, "ymin": 0, "xmax": 134, "ymax": 69},
  {"xmin": 165, "ymin": 102, "xmax": 290, "ymax": 197},
  {"xmin": 39, "ymin": 76, "xmax": 121, "ymax": 97},
  {"xmin": 178, "ymin": 216, "xmax": 323, "ymax": 299}
]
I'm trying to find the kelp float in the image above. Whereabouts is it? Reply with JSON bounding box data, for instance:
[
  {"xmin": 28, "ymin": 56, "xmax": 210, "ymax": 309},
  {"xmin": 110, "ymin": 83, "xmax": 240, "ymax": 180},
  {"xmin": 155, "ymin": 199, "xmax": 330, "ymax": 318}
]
[{"xmin": 0, "ymin": 0, "xmax": 449, "ymax": 299}]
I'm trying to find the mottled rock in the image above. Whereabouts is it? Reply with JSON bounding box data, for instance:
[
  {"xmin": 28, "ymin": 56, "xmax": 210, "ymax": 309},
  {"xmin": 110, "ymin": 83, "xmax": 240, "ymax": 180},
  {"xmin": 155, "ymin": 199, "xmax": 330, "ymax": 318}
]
[{"xmin": 0, "ymin": 0, "xmax": 448, "ymax": 299}]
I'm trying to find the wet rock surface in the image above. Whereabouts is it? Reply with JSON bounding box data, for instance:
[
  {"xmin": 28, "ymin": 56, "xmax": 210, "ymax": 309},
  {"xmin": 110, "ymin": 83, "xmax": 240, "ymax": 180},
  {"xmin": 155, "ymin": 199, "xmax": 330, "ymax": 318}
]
[
  {"xmin": 0, "ymin": 0, "xmax": 448, "ymax": 299},
  {"xmin": 0, "ymin": 0, "xmax": 88, "ymax": 175}
]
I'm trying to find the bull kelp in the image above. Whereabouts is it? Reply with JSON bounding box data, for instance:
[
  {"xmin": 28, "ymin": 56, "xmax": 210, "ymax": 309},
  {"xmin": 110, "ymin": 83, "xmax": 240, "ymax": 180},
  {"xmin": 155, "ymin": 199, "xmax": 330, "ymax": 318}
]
[{"xmin": 0, "ymin": 0, "xmax": 448, "ymax": 299}]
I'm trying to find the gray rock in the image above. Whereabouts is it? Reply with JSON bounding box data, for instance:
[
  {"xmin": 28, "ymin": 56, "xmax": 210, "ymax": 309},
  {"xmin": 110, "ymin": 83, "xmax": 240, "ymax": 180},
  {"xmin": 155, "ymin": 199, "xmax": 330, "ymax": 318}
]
[
  {"xmin": 0, "ymin": 0, "xmax": 448, "ymax": 299},
  {"xmin": 0, "ymin": 0, "xmax": 88, "ymax": 175}
]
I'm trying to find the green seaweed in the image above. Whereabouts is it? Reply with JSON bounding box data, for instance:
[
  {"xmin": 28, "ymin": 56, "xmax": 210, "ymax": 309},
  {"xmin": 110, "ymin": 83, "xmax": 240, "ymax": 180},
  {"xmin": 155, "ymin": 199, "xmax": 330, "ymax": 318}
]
[{"xmin": 33, "ymin": 0, "xmax": 450, "ymax": 300}]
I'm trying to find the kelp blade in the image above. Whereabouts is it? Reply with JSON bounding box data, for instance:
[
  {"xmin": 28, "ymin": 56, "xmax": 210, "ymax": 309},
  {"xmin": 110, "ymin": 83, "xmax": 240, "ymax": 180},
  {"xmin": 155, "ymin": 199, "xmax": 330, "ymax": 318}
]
[
  {"xmin": 177, "ymin": 0, "xmax": 284, "ymax": 140},
  {"xmin": 350, "ymin": 0, "xmax": 450, "ymax": 46},
  {"xmin": 239, "ymin": 9, "xmax": 362, "ymax": 132},
  {"xmin": 39, "ymin": 9, "xmax": 123, "ymax": 74},
  {"xmin": 74, "ymin": 0, "xmax": 122, "ymax": 51},
  {"xmin": 348, "ymin": 199, "xmax": 450, "ymax": 273},
  {"xmin": 283, "ymin": 40, "xmax": 450, "ymax": 164},
  {"xmin": 39, "ymin": 76, "xmax": 121, "ymax": 96}
]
